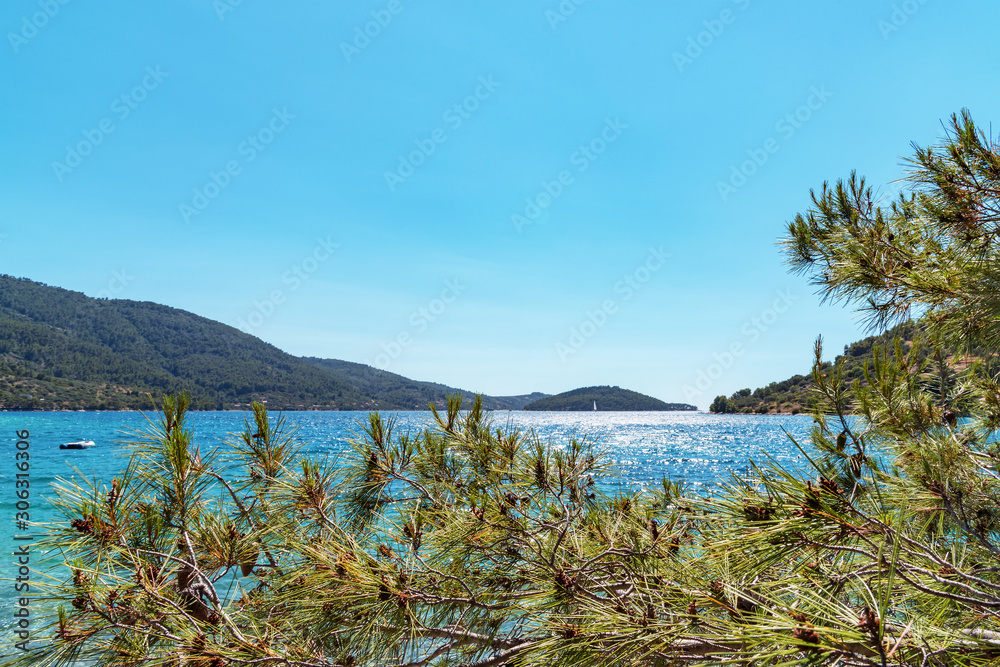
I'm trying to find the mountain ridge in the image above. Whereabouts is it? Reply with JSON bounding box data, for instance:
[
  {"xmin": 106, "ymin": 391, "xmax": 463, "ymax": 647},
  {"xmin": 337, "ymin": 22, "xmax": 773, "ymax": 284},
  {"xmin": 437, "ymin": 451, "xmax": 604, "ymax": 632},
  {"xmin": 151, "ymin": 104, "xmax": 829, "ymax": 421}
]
[{"xmin": 0, "ymin": 275, "xmax": 546, "ymax": 411}]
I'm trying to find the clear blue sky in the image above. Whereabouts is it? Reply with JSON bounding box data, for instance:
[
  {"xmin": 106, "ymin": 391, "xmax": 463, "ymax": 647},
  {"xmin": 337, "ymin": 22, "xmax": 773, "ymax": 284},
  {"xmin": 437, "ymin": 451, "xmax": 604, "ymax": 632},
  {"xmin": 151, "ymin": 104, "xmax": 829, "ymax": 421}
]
[{"xmin": 2, "ymin": 1, "xmax": 998, "ymax": 407}]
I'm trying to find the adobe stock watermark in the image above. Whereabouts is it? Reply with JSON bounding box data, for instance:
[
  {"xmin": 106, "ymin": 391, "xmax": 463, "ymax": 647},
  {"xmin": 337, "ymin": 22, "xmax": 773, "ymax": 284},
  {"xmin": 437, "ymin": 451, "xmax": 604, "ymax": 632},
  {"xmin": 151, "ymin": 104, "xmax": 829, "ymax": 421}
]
[
  {"xmin": 673, "ymin": 0, "xmax": 751, "ymax": 72},
  {"xmin": 716, "ymin": 85, "xmax": 833, "ymax": 202},
  {"xmin": 682, "ymin": 289, "xmax": 797, "ymax": 401},
  {"xmin": 340, "ymin": 0, "xmax": 414, "ymax": 63},
  {"xmin": 8, "ymin": 0, "xmax": 72, "ymax": 54},
  {"xmin": 213, "ymin": 0, "xmax": 247, "ymax": 21},
  {"xmin": 51, "ymin": 66, "xmax": 169, "ymax": 183},
  {"xmin": 878, "ymin": 0, "xmax": 930, "ymax": 40},
  {"xmin": 179, "ymin": 107, "xmax": 295, "ymax": 223},
  {"xmin": 369, "ymin": 279, "xmax": 466, "ymax": 370},
  {"xmin": 511, "ymin": 117, "xmax": 628, "ymax": 234},
  {"xmin": 556, "ymin": 246, "xmax": 670, "ymax": 362},
  {"xmin": 384, "ymin": 75, "xmax": 501, "ymax": 192},
  {"xmin": 545, "ymin": 0, "xmax": 587, "ymax": 30},
  {"xmin": 236, "ymin": 235, "xmax": 339, "ymax": 334},
  {"xmin": 876, "ymin": 179, "xmax": 909, "ymax": 206},
  {"xmin": 95, "ymin": 269, "xmax": 134, "ymax": 300}
]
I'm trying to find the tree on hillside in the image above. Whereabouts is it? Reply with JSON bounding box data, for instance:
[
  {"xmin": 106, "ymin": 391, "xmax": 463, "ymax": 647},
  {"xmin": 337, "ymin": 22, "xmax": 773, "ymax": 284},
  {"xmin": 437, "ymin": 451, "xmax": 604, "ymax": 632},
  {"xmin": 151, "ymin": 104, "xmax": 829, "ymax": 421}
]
[
  {"xmin": 709, "ymin": 394, "xmax": 736, "ymax": 413},
  {"xmin": 15, "ymin": 111, "xmax": 1000, "ymax": 666}
]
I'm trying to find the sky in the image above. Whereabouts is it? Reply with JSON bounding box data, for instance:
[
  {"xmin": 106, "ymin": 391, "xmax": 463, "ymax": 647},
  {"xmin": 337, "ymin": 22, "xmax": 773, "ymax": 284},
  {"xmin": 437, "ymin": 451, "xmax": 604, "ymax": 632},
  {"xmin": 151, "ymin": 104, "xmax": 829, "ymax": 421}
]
[{"xmin": 2, "ymin": 1, "xmax": 998, "ymax": 408}]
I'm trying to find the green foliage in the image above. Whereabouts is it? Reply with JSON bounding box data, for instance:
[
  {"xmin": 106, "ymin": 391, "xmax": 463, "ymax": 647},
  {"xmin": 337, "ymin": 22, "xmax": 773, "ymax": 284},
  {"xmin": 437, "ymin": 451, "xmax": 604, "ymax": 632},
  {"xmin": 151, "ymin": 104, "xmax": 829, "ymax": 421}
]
[
  {"xmin": 22, "ymin": 369, "xmax": 1000, "ymax": 665},
  {"xmin": 709, "ymin": 395, "xmax": 737, "ymax": 414},
  {"xmin": 523, "ymin": 385, "xmax": 696, "ymax": 411},
  {"xmin": 14, "ymin": 394, "xmax": 706, "ymax": 666}
]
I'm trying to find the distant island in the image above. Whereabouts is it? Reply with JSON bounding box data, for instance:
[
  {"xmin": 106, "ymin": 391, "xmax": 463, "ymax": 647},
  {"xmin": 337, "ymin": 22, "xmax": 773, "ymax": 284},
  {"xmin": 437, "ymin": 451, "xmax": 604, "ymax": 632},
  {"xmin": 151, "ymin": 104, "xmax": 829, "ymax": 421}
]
[{"xmin": 523, "ymin": 386, "xmax": 697, "ymax": 412}]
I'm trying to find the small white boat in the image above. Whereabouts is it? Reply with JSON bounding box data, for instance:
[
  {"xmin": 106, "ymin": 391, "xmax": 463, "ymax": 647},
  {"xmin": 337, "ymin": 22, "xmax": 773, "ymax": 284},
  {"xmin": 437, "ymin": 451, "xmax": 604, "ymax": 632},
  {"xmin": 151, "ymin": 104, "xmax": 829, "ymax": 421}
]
[
  {"xmin": 593, "ymin": 400, "xmax": 597, "ymax": 411},
  {"xmin": 60, "ymin": 440, "xmax": 96, "ymax": 450}
]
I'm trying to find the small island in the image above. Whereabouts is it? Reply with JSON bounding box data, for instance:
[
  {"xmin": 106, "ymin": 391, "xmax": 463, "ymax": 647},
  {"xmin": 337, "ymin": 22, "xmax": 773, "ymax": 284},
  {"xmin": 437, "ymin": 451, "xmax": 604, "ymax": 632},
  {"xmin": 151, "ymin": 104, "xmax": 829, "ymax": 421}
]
[{"xmin": 522, "ymin": 386, "xmax": 697, "ymax": 411}]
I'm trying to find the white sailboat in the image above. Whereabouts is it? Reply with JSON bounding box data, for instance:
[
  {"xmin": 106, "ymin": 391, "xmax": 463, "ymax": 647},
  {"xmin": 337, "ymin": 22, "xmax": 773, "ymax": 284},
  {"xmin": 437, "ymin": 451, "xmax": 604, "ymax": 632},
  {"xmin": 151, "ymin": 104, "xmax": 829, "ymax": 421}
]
[{"xmin": 593, "ymin": 400, "xmax": 597, "ymax": 411}]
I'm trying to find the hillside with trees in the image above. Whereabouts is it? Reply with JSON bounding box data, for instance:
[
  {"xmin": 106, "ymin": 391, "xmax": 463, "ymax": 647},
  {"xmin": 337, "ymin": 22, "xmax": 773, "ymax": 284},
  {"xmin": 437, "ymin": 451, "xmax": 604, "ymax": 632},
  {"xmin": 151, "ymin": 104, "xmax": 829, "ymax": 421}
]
[
  {"xmin": 305, "ymin": 357, "xmax": 547, "ymax": 410},
  {"xmin": 523, "ymin": 385, "xmax": 696, "ymax": 411},
  {"xmin": 710, "ymin": 314, "xmax": 996, "ymax": 415},
  {"xmin": 710, "ymin": 321, "xmax": 927, "ymax": 414},
  {"xmin": 0, "ymin": 275, "xmax": 545, "ymax": 411}
]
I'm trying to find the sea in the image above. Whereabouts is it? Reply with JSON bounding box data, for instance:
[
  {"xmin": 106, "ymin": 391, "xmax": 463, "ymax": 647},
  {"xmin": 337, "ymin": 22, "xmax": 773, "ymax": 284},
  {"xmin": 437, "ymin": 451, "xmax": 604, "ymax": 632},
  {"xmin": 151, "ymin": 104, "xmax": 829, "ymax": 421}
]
[{"xmin": 0, "ymin": 410, "xmax": 817, "ymax": 652}]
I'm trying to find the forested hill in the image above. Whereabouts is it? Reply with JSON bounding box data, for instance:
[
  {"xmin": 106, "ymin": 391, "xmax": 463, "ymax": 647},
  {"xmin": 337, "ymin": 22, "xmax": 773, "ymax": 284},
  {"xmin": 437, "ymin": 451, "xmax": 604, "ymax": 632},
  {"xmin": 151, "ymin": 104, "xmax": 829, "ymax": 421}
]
[
  {"xmin": 304, "ymin": 358, "xmax": 548, "ymax": 411},
  {"xmin": 709, "ymin": 321, "xmax": 921, "ymax": 415},
  {"xmin": 0, "ymin": 275, "xmax": 545, "ymax": 411},
  {"xmin": 523, "ymin": 386, "xmax": 697, "ymax": 411}
]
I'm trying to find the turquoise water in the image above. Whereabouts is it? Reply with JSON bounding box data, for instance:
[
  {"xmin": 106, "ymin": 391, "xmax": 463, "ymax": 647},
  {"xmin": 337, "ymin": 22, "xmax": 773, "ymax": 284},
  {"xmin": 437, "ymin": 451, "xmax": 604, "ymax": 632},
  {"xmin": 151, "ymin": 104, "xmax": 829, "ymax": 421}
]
[{"xmin": 0, "ymin": 410, "xmax": 815, "ymax": 649}]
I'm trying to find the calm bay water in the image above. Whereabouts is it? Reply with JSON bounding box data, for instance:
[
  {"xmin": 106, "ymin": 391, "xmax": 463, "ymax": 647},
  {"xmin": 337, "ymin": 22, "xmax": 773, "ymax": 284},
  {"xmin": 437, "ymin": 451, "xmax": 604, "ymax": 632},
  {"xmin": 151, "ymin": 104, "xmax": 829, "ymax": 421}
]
[{"xmin": 0, "ymin": 410, "xmax": 816, "ymax": 646}]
